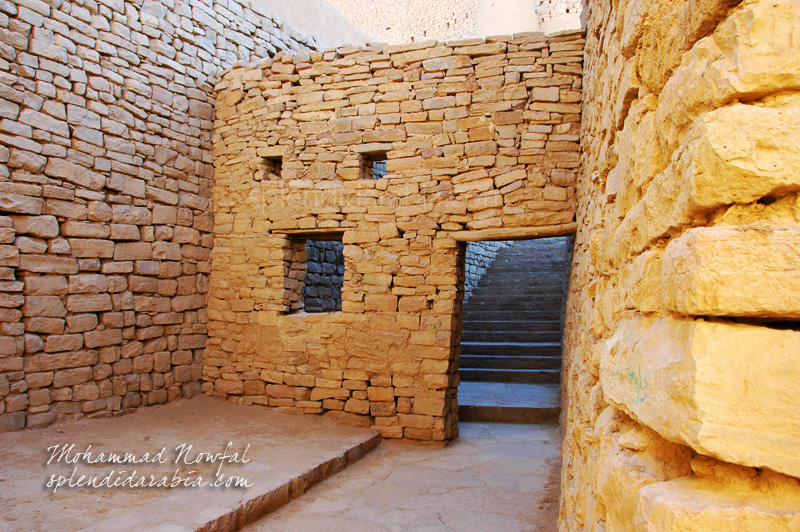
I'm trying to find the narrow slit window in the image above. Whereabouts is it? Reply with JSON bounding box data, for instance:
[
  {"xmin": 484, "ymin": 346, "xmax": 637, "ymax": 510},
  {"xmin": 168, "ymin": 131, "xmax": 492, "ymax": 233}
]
[{"xmin": 362, "ymin": 152, "xmax": 388, "ymax": 180}]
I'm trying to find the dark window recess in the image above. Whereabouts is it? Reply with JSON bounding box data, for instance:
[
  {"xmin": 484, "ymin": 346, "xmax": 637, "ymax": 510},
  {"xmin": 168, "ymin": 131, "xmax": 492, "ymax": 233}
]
[
  {"xmin": 259, "ymin": 156, "xmax": 282, "ymax": 180},
  {"xmin": 362, "ymin": 152, "xmax": 388, "ymax": 180},
  {"xmin": 302, "ymin": 239, "xmax": 345, "ymax": 313}
]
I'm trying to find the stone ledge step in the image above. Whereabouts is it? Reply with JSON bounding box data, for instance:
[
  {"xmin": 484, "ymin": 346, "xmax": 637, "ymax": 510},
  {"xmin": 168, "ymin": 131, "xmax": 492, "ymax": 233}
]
[
  {"xmin": 467, "ymin": 292, "xmax": 566, "ymax": 301},
  {"xmin": 461, "ymin": 330, "xmax": 562, "ymax": 342},
  {"xmin": 463, "ymin": 301, "xmax": 565, "ymax": 310},
  {"xmin": 197, "ymin": 432, "xmax": 382, "ymax": 532},
  {"xmin": 0, "ymin": 397, "xmax": 383, "ymax": 532},
  {"xmin": 460, "ymin": 354, "xmax": 561, "ymax": 370},
  {"xmin": 461, "ymin": 342, "xmax": 562, "ymax": 357},
  {"xmin": 459, "ymin": 368, "xmax": 561, "ymax": 383},
  {"xmin": 461, "ymin": 319, "xmax": 562, "ymax": 331},
  {"xmin": 458, "ymin": 405, "xmax": 560, "ymax": 424},
  {"xmin": 463, "ymin": 310, "xmax": 563, "ymax": 318},
  {"xmin": 475, "ymin": 273, "xmax": 567, "ymax": 280}
]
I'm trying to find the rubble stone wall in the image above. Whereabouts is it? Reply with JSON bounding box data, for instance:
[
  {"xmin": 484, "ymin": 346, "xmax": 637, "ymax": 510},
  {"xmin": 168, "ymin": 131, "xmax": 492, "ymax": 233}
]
[
  {"xmin": 533, "ymin": 0, "xmax": 583, "ymax": 34},
  {"xmin": 302, "ymin": 239, "xmax": 345, "ymax": 313},
  {"xmin": 0, "ymin": 0, "xmax": 320, "ymax": 432},
  {"xmin": 463, "ymin": 241, "xmax": 507, "ymax": 301},
  {"xmin": 209, "ymin": 32, "xmax": 584, "ymax": 441},
  {"xmin": 562, "ymin": 0, "xmax": 800, "ymax": 529}
]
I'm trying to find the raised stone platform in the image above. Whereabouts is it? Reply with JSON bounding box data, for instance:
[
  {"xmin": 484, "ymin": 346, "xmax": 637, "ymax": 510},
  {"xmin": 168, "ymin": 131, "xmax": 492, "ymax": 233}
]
[{"xmin": 0, "ymin": 396, "xmax": 380, "ymax": 532}]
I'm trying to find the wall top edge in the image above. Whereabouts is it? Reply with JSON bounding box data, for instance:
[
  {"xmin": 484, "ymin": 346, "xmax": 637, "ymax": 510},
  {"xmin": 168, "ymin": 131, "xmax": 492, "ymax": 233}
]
[{"xmin": 217, "ymin": 29, "xmax": 586, "ymax": 83}]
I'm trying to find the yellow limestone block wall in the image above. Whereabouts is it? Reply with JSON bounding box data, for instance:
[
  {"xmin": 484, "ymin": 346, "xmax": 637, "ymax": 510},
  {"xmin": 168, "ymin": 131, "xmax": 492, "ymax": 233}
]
[
  {"xmin": 562, "ymin": 0, "xmax": 800, "ymax": 530},
  {"xmin": 208, "ymin": 33, "xmax": 583, "ymax": 442}
]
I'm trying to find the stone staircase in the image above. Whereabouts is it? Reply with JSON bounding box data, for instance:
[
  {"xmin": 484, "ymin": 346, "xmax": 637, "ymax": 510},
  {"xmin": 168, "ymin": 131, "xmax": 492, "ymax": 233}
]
[
  {"xmin": 460, "ymin": 238, "xmax": 569, "ymax": 384},
  {"xmin": 458, "ymin": 238, "xmax": 570, "ymax": 423}
]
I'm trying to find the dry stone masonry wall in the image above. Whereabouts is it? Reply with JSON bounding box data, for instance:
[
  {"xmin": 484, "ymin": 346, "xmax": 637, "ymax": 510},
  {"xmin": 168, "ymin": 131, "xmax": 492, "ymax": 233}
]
[
  {"xmin": 0, "ymin": 0, "xmax": 319, "ymax": 432},
  {"xmin": 562, "ymin": 0, "xmax": 800, "ymax": 529},
  {"xmin": 533, "ymin": 0, "xmax": 583, "ymax": 34},
  {"xmin": 209, "ymin": 31, "xmax": 584, "ymax": 441},
  {"xmin": 463, "ymin": 240, "xmax": 507, "ymax": 301},
  {"xmin": 302, "ymin": 239, "xmax": 345, "ymax": 313}
]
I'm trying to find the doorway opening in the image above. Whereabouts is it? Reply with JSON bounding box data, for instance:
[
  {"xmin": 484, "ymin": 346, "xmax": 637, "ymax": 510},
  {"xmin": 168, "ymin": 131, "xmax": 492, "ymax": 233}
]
[{"xmin": 456, "ymin": 236, "xmax": 573, "ymax": 423}]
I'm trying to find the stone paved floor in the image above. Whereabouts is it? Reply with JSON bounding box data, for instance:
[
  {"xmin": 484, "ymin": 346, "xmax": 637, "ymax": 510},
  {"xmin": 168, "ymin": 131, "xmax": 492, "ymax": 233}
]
[
  {"xmin": 458, "ymin": 382, "xmax": 560, "ymax": 409},
  {"xmin": 243, "ymin": 422, "xmax": 562, "ymax": 532},
  {"xmin": 0, "ymin": 396, "xmax": 379, "ymax": 532}
]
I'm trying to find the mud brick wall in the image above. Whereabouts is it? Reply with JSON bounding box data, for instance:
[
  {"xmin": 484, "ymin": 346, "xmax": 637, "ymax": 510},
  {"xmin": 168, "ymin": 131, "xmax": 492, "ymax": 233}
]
[
  {"xmin": 0, "ymin": 0, "xmax": 320, "ymax": 432},
  {"xmin": 209, "ymin": 32, "xmax": 584, "ymax": 442},
  {"xmin": 561, "ymin": 0, "xmax": 800, "ymax": 529}
]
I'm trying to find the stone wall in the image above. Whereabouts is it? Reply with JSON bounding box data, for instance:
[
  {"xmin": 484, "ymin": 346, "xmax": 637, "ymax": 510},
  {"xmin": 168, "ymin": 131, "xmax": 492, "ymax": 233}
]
[
  {"xmin": 562, "ymin": 0, "xmax": 800, "ymax": 529},
  {"xmin": 463, "ymin": 241, "xmax": 507, "ymax": 301},
  {"xmin": 209, "ymin": 32, "xmax": 584, "ymax": 441},
  {"xmin": 533, "ymin": 0, "xmax": 583, "ymax": 34},
  {"xmin": 302, "ymin": 239, "xmax": 345, "ymax": 313},
  {"xmin": 328, "ymin": 0, "xmax": 583, "ymax": 43},
  {"xmin": 0, "ymin": 0, "xmax": 326, "ymax": 432},
  {"xmin": 327, "ymin": 0, "xmax": 480, "ymax": 43}
]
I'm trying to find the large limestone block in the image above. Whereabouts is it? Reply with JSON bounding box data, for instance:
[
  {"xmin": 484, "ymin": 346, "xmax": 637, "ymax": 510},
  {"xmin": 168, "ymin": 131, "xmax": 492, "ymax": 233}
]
[
  {"xmin": 657, "ymin": 0, "xmax": 800, "ymax": 156},
  {"xmin": 604, "ymin": 102, "xmax": 800, "ymax": 266},
  {"xmin": 635, "ymin": 476, "xmax": 800, "ymax": 531},
  {"xmin": 663, "ymin": 227, "xmax": 800, "ymax": 318},
  {"xmin": 601, "ymin": 316, "xmax": 800, "ymax": 477}
]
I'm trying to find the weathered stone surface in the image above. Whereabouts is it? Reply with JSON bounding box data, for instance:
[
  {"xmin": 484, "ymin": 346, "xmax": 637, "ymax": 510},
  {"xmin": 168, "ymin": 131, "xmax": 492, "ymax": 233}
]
[
  {"xmin": 663, "ymin": 227, "xmax": 800, "ymax": 318},
  {"xmin": 636, "ymin": 476, "xmax": 800, "ymax": 531},
  {"xmin": 601, "ymin": 316, "xmax": 800, "ymax": 478},
  {"xmin": 564, "ymin": 0, "xmax": 800, "ymax": 530},
  {"xmin": 0, "ymin": 194, "xmax": 43, "ymax": 215},
  {"xmin": 18, "ymin": 256, "xmax": 78, "ymax": 275},
  {"xmin": 0, "ymin": 0, "xmax": 325, "ymax": 434},
  {"xmin": 10, "ymin": 216, "xmax": 59, "ymax": 238}
]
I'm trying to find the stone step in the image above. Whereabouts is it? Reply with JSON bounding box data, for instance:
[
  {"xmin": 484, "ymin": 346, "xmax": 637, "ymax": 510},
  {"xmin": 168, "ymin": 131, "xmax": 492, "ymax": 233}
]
[
  {"xmin": 459, "ymin": 368, "xmax": 561, "ymax": 383},
  {"xmin": 461, "ymin": 341, "xmax": 562, "ymax": 357},
  {"xmin": 461, "ymin": 319, "xmax": 562, "ymax": 332},
  {"xmin": 464, "ymin": 300, "xmax": 564, "ymax": 309},
  {"xmin": 461, "ymin": 330, "xmax": 561, "ymax": 343},
  {"xmin": 470, "ymin": 282, "xmax": 567, "ymax": 289},
  {"xmin": 460, "ymin": 354, "xmax": 561, "ymax": 370},
  {"xmin": 462, "ymin": 311, "xmax": 563, "ymax": 321},
  {"xmin": 467, "ymin": 290, "xmax": 565, "ymax": 299},
  {"xmin": 483, "ymin": 265, "xmax": 567, "ymax": 271},
  {"xmin": 458, "ymin": 404, "xmax": 560, "ymax": 424},
  {"xmin": 480, "ymin": 268, "xmax": 566, "ymax": 274}
]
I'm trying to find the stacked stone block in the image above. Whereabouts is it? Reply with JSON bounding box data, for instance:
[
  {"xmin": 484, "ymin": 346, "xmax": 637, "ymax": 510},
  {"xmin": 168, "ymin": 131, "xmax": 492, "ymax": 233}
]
[
  {"xmin": 534, "ymin": 0, "xmax": 583, "ymax": 34},
  {"xmin": 562, "ymin": 0, "xmax": 800, "ymax": 529},
  {"xmin": 302, "ymin": 239, "xmax": 345, "ymax": 313},
  {"xmin": 462, "ymin": 240, "xmax": 507, "ymax": 301},
  {"xmin": 209, "ymin": 32, "xmax": 583, "ymax": 441},
  {"xmin": 0, "ymin": 0, "xmax": 317, "ymax": 432}
]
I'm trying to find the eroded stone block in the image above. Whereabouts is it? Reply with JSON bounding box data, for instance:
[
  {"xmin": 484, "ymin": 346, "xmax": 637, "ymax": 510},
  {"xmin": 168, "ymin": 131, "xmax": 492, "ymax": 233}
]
[
  {"xmin": 601, "ymin": 316, "xmax": 800, "ymax": 477},
  {"xmin": 663, "ymin": 227, "xmax": 800, "ymax": 318}
]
